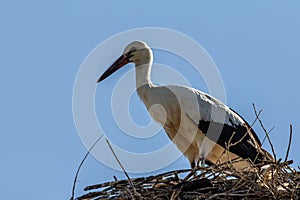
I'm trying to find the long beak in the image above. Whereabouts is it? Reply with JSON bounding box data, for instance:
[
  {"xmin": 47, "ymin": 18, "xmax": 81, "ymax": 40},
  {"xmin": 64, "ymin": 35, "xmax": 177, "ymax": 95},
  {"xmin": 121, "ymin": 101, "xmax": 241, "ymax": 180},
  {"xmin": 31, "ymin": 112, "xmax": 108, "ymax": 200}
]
[{"xmin": 97, "ymin": 54, "xmax": 129, "ymax": 83}]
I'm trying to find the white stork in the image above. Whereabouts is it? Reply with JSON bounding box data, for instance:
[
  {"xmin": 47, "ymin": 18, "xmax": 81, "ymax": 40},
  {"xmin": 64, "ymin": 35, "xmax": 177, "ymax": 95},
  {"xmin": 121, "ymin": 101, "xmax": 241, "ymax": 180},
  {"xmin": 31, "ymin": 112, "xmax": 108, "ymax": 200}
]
[{"xmin": 97, "ymin": 41, "xmax": 273, "ymax": 170}]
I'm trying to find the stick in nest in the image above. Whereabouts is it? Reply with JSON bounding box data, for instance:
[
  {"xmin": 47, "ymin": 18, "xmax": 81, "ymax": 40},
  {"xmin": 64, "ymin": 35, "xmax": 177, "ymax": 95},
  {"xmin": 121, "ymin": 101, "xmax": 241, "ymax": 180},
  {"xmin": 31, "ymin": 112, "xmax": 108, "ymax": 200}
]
[
  {"xmin": 105, "ymin": 138, "xmax": 138, "ymax": 197},
  {"xmin": 252, "ymin": 103, "xmax": 277, "ymax": 161},
  {"xmin": 70, "ymin": 134, "xmax": 104, "ymax": 200},
  {"xmin": 284, "ymin": 124, "xmax": 293, "ymax": 162}
]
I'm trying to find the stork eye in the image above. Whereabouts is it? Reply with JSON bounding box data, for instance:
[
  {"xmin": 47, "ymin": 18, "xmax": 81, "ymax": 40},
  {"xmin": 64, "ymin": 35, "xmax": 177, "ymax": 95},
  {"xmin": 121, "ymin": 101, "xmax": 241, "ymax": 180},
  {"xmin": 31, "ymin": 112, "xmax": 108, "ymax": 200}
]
[
  {"xmin": 126, "ymin": 51, "xmax": 134, "ymax": 59},
  {"xmin": 126, "ymin": 49, "xmax": 136, "ymax": 58},
  {"xmin": 126, "ymin": 47, "xmax": 137, "ymax": 55}
]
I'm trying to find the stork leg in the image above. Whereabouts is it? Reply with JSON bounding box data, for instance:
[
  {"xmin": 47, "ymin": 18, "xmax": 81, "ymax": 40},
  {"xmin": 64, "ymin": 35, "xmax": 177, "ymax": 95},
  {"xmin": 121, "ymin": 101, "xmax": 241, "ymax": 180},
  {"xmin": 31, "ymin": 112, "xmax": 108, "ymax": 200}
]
[
  {"xmin": 197, "ymin": 157, "xmax": 206, "ymax": 178},
  {"xmin": 190, "ymin": 161, "xmax": 196, "ymax": 169},
  {"xmin": 197, "ymin": 157, "xmax": 205, "ymax": 168},
  {"xmin": 190, "ymin": 156, "xmax": 205, "ymax": 177},
  {"xmin": 190, "ymin": 160, "xmax": 197, "ymax": 177},
  {"xmin": 191, "ymin": 160, "xmax": 198, "ymax": 178}
]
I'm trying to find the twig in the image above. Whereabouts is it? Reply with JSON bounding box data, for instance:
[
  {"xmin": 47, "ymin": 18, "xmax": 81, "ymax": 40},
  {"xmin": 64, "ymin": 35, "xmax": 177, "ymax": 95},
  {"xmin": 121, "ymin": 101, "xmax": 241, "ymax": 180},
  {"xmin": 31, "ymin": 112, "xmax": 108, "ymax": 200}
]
[
  {"xmin": 170, "ymin": 189, "xmax": 180, "ymax": 200},
  {"xmin": 70, "ymin": 134, "xmax": 103, "ymax": 200},
  {"xmin": 225, "ymin": 108, "xmax": 264, "ymax": 165},
  {"xmin": 113, "ymin": 175, "xmax": 118, "ymax": 181},
  {"xmin": 227, "ymin": 108, "xmax": 262, "ymax": 149},
  {"xmin": 105, "ymin": 138, "xmax": 137, "ymax": 196},
  {"xmin": 261, "ymin": 126, "xmax": 274, "ymax": 146},
  {"xmin": 284, "ymin": 125, "xmax": 293, "ymax": 162},
  {"xmin": 252, "ymin": 103, "xmax": 277, "ymax": 161}
]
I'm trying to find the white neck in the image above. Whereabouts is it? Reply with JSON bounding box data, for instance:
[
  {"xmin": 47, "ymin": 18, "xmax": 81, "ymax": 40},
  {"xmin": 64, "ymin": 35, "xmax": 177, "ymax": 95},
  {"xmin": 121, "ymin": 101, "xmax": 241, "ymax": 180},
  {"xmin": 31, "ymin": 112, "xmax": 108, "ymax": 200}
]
[
  {"xmin": 135, "ymin": 61, "xmax": 154, "ymax": 99},
  {"xmin": 136, "ymin": 63, "xmax": 152, "ymax": 85}
]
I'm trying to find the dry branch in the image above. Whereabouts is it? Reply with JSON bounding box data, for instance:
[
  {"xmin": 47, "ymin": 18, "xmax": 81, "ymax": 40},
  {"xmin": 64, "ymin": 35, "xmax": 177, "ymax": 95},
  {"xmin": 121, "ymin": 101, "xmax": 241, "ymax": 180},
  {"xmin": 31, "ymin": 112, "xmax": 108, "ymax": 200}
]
[{"xmin": 70, "ymin": 135, "xmax": 103, "ymax": 200}]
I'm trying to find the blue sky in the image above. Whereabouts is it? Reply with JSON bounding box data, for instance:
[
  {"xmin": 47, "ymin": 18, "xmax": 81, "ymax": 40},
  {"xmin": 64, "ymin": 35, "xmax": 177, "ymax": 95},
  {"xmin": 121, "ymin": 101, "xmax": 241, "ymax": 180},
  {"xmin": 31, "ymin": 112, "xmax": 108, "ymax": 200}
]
[{"xmin": 1, "ymin": 1, "xmax": 300, "ymax": 199}]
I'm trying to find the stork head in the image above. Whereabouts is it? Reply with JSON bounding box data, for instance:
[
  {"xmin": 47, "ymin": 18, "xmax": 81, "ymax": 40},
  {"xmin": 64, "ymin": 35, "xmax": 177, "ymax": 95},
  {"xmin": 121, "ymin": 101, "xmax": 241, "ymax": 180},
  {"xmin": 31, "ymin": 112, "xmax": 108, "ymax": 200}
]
[{"xmin": 97, "ymin": 41, "xmax": 152, "ymax": 83}]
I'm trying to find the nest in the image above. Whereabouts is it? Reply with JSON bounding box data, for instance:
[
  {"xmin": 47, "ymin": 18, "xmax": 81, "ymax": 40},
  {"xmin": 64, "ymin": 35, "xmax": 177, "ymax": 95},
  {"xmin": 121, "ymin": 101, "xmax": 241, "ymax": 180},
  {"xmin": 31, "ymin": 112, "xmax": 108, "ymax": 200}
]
[
  {"xmin": 76, "ymin": 159, "xmax": 300, "ymax": 200},
  {"xmin": 72, "ymin": 106, "xmax": 299, "ymax": 200}
]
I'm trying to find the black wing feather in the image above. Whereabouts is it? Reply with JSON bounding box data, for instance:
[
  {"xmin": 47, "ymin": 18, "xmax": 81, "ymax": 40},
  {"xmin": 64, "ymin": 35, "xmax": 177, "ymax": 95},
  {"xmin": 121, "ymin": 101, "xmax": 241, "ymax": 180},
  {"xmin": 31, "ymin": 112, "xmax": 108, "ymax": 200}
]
[{"xmin": 197, "ymin": 108, "xmax": 263, "ymax": 163}]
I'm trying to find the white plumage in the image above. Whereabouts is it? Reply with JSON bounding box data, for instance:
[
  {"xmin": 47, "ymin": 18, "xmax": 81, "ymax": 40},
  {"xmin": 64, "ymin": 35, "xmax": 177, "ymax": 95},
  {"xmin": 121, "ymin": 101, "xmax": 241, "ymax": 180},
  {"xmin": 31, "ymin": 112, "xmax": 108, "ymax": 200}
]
[{"xmin": 97, "ymin": 41, "xmax": 272, "ymax": 169}]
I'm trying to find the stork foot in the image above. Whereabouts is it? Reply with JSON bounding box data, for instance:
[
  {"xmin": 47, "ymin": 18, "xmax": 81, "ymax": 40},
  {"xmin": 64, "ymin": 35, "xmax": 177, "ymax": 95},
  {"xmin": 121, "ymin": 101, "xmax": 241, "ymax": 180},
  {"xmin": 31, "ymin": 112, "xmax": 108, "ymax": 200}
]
[{"xmin": 197, "ymin": 157, "xmax": 206, "ymax": 168}]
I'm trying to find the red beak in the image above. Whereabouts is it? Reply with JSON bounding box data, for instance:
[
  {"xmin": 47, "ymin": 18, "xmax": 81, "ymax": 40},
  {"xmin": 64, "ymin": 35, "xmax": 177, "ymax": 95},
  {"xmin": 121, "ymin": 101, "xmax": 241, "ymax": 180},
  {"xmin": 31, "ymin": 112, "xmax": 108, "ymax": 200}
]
[{"xmin": 97, "ymin": 54, "xmax": 130, "ymax": 83}]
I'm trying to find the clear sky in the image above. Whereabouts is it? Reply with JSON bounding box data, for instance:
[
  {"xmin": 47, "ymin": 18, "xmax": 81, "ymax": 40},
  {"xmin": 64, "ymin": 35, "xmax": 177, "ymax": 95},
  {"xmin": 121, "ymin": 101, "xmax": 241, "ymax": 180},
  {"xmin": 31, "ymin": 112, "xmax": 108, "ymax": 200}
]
[{"xmin": 1, "ymin": 1, "xmax": 300, "ymax": 199}]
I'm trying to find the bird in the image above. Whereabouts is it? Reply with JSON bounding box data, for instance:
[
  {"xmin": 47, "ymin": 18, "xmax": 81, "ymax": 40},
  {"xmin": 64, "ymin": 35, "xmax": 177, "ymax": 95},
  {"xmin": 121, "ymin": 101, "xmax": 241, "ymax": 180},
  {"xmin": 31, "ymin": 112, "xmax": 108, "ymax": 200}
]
[{"xmin": 97, "ymin": 41, "xmax": 273, "ymax": 170}]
